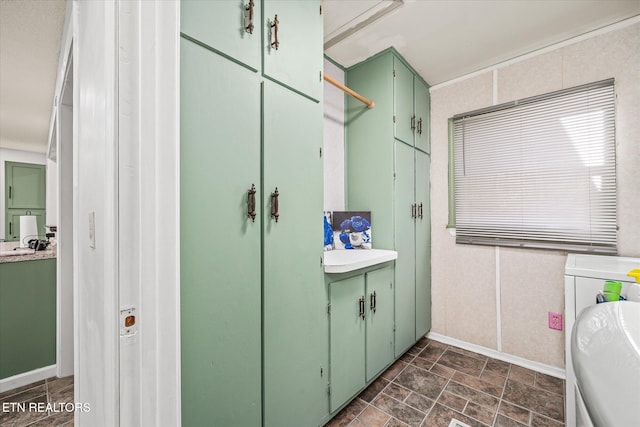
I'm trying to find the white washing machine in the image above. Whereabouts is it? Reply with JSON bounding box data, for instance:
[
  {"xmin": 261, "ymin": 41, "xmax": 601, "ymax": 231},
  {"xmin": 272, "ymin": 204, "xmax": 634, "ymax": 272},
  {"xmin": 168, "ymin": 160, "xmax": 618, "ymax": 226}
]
[{"xmin": 564, "ymin": 254, "xmax": 640, "ymax": 427}]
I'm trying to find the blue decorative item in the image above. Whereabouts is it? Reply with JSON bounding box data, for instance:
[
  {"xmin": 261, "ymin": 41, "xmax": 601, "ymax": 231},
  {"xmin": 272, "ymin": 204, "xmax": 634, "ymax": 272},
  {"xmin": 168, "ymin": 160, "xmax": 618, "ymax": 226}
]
[
  {"xmin": 323, "ymin": 213, "xmax": 334, "ymax": 251},
  {"xmin": 331, "ymin": 211, "xmax": 372, "ymax": 250}
]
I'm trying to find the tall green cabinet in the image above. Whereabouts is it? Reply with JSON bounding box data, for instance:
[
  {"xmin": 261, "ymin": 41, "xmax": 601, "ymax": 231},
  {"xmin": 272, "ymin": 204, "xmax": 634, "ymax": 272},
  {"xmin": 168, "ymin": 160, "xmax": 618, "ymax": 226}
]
[
  {"xmin": 345, "ymin": 48, "xmax": 432, "ymax": 357},
  {"xmin": 180, "ymin": 1, "xmax": 326, "ymax": 426}
]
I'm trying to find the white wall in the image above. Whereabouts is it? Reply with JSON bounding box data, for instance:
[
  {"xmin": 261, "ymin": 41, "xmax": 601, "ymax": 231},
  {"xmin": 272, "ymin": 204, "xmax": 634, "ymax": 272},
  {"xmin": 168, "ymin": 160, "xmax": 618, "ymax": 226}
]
[
  {"xmin": 323, "ymin": 58, "xmax": 345, "ymax": 211},
  {"xmin": 429, "ymin": 21, "xmax": 640, "ymax": 368},
  {"xmin": 0, "ymin": 148, "xmax": 47, "ymax": 238}
]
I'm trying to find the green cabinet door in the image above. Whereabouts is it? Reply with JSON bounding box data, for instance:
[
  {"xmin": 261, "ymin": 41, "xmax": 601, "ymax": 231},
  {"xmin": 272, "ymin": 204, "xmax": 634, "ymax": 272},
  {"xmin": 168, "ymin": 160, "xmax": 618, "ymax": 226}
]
[
  {"xmin": 262, "ymin": 81, "xmax": 327, "ymax": 427},
  {"xmin": 415, "ymin": 151, "xmax": 431, "ymax": 339},
  {"xmin": 414, "ymin": 79, "xmax": 430, "ymax": 154},
  {"xmin": 365, "ymin": 266, "xmax": 394, "ymax": 381},
  {"xmin": 5, "ymin": 209, "xmax": 46, "ymax": 243},
  {"xmin": 181, "ymin": 0, "xmax": 261, "ymax": 71},
  {"xmin": 393, "ymin": 57, "xmax": 414, "ymax": 146},
  {"xmin": 263, "ymin": 0, "xmax": 323, "ymax": 100},
  {"xmin": 180, "ymin": 38, "xmax": 262, "ymax": 427},
  {"xmin": 5, "ymin": 162, "xmax": 46, "ymax": 210},
  {"xmin": 394, "ymin": 142, "xmax": 416, "ymax": 356},
  {"xmin": 329, "ymin": 275, "xmax": 366, "ymax": 412}
]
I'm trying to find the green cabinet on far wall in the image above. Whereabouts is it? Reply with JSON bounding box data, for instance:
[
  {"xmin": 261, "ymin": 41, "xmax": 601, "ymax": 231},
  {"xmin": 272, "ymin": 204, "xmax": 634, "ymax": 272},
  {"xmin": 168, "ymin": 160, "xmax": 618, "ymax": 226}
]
[
  {"xmin": 393, "ymin": 58, "xmax": 430, "ymax": 154},
  {"xmin": 345, "ymin": 48, "xmax": 432, "ymax": 358},
  {"xmin": 328, "ymin": 265, "xmax": 394, "ymax": 413}
]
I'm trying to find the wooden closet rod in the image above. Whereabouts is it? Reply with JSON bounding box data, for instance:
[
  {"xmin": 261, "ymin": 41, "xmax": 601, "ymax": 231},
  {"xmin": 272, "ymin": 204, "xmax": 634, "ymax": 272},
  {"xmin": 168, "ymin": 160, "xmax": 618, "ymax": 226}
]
[{"xmin": 323, "ymin": 73, "xmax": 375, "ymax": 109}]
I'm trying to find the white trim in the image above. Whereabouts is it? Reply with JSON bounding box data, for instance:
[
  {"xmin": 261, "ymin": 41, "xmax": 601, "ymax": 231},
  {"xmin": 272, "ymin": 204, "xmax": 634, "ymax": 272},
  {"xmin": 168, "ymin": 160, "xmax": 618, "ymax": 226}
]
[
  {"xmin": 430, "ymin": 15, "xmax": 640, "ymax": 92},
  {"xmin": 495, "ymin": 246, "xmax": 502, "ymax": 352},
  {"xmin": 0, "ymin": 365, "xmax": 57, "ymax": 393},
  {"xmin": 427, "ymin": 332, "xmax": 566, "ymax": 380}
]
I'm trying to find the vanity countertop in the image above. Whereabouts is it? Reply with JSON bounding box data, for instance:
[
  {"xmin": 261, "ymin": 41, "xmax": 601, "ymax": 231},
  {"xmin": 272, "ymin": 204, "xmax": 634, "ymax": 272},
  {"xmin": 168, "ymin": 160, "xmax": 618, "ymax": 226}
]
[
  {"xmin": 324, "ymin": 249, "xmax": 397, "ymax": 273},
  {"xmin": 0, "ymin": 241, "xmax": 56, "ymax": 264}
]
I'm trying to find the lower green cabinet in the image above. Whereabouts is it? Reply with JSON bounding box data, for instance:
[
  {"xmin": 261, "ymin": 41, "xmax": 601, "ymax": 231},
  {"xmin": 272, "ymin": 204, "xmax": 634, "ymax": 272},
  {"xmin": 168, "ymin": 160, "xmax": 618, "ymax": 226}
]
[
  {"xmin": 365, "ymin": 266, "xmax": 394, "ymax": 381},
  {"xmin": 5, "ymin": 209, "xmax": 46, "ymax": 243},
  {"xmin": 329, "ymin": 265, "xmax": 394, "ymax": 413}
]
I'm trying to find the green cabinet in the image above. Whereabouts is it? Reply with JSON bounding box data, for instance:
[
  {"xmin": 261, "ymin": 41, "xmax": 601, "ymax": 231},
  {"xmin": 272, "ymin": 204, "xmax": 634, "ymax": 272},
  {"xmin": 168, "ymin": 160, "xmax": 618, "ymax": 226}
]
[
  {"xmin": 5, "ymin": 209, "xmax": 46, "ymax": 243},
  {"xmin": 4, "ymin": 161, "xmax": 46, "ymax": 242},
  {"xmin": 4, "ymin": 161, "xmax": 46, "ymax": 210},
  {"xmin": 180, "ymin": 1, "xmax": 325, "ymax": 426},
  {"xmin": 263, "ymin": 1, "xmax": 323, "ymax": 101},
  {"xmin": 395, "ymin": 143, "xmax": 432, "ymax": 354},
  {"xmin": 328, "ymin": 265, "xmax": 394, "ymax": 413},
  {"xmin": 392, "ymin": 57, "xmax": 431, "ymax": 154},
  {"xmin": 345, "ymin": 48, "xmax": 432, "ymax": 358},
  {"xmin": 181, "ymin": 0, "xmax": 261, "ymax": 71},
  {"xmin": 262, "ymin": 81, "xmax": 327, "ymax": 427},
  {"xmin": 180, "ymin": 38, "xmax": 262, "ymax": 427},
  {"xmin": 0, "ymin": 259, "xmax": 56, "ymax": 379}
]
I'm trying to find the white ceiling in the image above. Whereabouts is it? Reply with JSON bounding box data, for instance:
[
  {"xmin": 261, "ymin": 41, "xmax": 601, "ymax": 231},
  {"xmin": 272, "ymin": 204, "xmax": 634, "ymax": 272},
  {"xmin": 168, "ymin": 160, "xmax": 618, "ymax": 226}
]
[
  {"xmin": 0, "ymin": 0, "xmax": 66, "ymax": 153},
  {"xmin": 1, "ymin": 1, "xmax": 639, "ymax": 154},
  {"xmin": 324, "ymin": 0, "xmax": 640, "ymax": 85}
]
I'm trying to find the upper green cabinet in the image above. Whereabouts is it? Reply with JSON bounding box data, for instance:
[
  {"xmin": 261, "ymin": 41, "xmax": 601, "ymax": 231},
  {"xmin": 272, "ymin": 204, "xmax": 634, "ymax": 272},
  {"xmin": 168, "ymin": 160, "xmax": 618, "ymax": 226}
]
[
  {"xmin": 393, "ymin": 57, "xmax": 430, "ymax": 153},
  {"xmin": 181, "ymin": 0, "xmax": 261, "ymax": 71},
  {"xmin": 5, "ymin": 162, "xmax": 46, "ymax": 210},
  {"xmin": 263, "ymin": 0, "xmax": 323, "ymax": 100},
  {"xmin": 181, "ymin": 0, "xmax": 323, "ymax": 100}
]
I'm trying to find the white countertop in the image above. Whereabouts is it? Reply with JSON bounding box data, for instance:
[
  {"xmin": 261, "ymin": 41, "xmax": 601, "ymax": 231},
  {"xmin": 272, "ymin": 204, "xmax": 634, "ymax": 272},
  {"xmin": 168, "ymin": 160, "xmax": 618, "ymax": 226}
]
[{"xmin": 324, "ymin": 249, "xmax": 397, "ymax": 273}]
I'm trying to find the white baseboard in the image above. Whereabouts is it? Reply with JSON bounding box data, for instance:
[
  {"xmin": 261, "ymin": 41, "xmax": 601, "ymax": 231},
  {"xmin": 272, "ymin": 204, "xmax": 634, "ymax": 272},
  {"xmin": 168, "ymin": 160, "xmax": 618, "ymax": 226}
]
[
  {"xmin": 427, "ymin": 332, "xmax": 566, "ymax": 380},
  {"xmin": 0, "ymin": 365, "xmax": 57, "ymax": 393}
]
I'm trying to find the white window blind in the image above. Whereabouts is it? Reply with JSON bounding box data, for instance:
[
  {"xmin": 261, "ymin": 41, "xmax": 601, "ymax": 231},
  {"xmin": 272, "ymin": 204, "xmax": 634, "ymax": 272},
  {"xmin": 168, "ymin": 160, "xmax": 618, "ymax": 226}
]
[{"xmin": 453, "ymin": 79, "xmax": 616, "ymax": 253}]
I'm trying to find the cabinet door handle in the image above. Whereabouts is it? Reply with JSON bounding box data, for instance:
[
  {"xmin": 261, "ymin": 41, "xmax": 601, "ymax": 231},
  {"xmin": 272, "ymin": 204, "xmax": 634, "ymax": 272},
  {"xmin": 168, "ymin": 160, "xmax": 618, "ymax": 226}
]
[
  {"xmin": 411, "ymin": 115, "xmax": 416, "ymax": 131},
  {"xmin": 247, "ymin": 184, "xmax": 257, "ymax": 222},
  {"xmin": 370, "ymin": 291, "xmax": 377, "ymax": 313},
  {"xmin": 418, "ymin": 202, "xmax": 423, "ymax": 219},
  {"xmin": 270, "ymin": 14, "xmax": 279, "ymax": 50},
  {"xmin": 359, "ymin": 296, "xmax": 365, "ymax": 320},
  {"xmin": 9, "ymin": 222, "xmax": 12, "ymax": 235},
  {"xmin": 8, "ymin": 185, "xmax": 11, "ymax": 199},
  {"xmin": 411, "ymin": 203, "xmax": 416, "ymax": 218},
  {"xmin": 417, "ymin": 118, "xmax": 423, "ymax": 135},
  {"xmin": 271, "ymin": 187, "xmax": 279, "ymax": 222},
  {"xmin": 244, "ymin": 0, "xmax": 255, "ymax": 34}
]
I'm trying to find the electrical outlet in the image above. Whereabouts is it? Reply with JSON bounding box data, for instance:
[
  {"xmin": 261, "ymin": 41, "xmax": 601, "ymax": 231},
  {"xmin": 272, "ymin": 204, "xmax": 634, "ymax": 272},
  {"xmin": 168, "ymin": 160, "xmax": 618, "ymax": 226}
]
[{"xmin": 548, "ymin": 312, "xmax": 563, "ymax": 331}]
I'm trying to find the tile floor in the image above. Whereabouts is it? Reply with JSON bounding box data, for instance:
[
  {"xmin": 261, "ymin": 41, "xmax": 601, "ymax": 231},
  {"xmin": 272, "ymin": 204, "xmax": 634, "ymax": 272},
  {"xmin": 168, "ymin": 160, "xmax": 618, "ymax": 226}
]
[
  {"xmin": 325, "ymin": 338, "xmax": 565, "ymax": 427},
  {"xmin": 0, "ymin": 376, "xmax": 74, "ymax": 427}
]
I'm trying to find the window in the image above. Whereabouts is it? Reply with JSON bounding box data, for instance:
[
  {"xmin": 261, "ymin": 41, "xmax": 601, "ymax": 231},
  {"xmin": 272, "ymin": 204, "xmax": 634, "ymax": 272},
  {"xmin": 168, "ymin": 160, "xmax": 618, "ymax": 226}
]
[{"xmin": 451, "ymin": 78, "xmax": 616, "ymax": 253}]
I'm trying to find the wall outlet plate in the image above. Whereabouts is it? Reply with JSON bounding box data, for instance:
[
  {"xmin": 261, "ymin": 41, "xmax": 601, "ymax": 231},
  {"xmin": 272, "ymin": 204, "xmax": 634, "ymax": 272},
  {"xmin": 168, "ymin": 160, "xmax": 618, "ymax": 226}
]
[{"xmin": 548, "ymin": 312, "xmax": 563, "ymax": 330}]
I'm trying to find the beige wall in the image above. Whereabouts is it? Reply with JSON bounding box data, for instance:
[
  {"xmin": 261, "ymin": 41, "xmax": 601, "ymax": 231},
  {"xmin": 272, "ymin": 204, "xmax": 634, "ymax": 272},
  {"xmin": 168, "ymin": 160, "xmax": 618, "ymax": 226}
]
[{"xmin": 430, "ymin": 22, "xmax": 640, "ymax": 368}]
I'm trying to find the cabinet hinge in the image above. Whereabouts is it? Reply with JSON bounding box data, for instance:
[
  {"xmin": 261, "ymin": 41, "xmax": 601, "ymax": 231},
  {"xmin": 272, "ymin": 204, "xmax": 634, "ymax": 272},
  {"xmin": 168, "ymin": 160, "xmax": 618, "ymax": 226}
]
[
  {"xmin": 393, "ymin": 172, "xmax": 396, "ymax": 180},
  {"xmin": 393, "ymin": 115, "xmax": 396, "ymax": 123},
  {"xmin": 327, "ymin": 383, "xmax": 332, "ymax": 395},
  {"xmin": 327, "ymin": 302, "xmax": 331, "ymax": 315},
  {"xmin": 393, "ymin": 324, "xmax": 396, "ymax": 332},
  {"xmin": 320, "ymin": 4, "xmax": 322, "ymax": 15},
  {"xmin": 320, "ymin": 256, "xmax": 323, "ymax": 267},
  {"xmin": 320, "ymin": 71, "xmax": 322, "ymax": 82},
  {"xmin": 393, "ymin": 69, "xmax": 396, "ymax": 78},
  {"xmin": 320, "ymin": 147, "xmax": 323, "ymax": 158},
  {"xmin": 320, "ymin": 367, "xmax": 324, "ymax": 377}
]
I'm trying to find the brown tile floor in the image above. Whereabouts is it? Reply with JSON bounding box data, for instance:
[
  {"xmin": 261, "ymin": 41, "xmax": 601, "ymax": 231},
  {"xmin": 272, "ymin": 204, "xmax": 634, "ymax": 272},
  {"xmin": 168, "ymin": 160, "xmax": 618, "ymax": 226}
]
[
  {"xmin": 0, "ymin": 376, "xmax": 74, "ymax": 427},
  {"xmin": 325, "ymin": 338, "xmax": 565, "ymax": 427}
]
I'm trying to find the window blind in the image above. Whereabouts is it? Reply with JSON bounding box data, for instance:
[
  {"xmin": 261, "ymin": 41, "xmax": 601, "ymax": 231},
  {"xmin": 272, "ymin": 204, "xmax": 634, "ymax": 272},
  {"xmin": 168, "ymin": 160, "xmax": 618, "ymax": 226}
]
[{"xmin": 453, "ymin": 79, "xmax": 616, "ymax": 253}]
